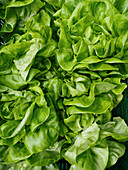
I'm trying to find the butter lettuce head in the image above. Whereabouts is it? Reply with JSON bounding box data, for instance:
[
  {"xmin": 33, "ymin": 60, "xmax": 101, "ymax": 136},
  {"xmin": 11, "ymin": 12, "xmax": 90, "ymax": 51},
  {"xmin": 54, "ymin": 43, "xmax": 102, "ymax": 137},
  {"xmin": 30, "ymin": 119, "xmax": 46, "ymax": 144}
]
[{"xmin": 0, "ymin": 0, "xmax": 128, "ymax": 170}]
